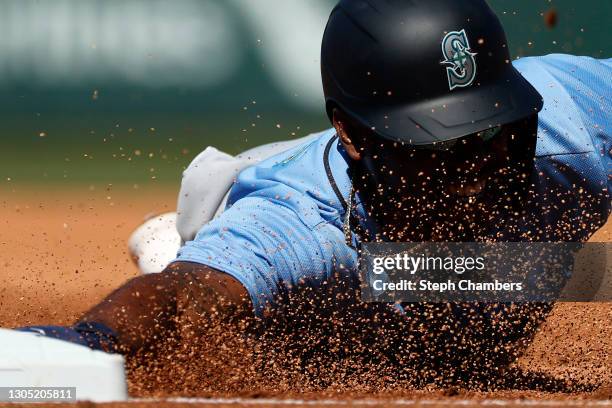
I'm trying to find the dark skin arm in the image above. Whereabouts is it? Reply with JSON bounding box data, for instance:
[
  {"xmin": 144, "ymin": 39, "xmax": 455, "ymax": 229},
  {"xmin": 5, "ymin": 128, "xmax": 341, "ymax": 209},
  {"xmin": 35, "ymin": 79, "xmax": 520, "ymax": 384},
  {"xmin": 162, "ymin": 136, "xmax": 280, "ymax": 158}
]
[{"xmin": 79, "ymin": 261, "xmax": 253, "ymax": 354}]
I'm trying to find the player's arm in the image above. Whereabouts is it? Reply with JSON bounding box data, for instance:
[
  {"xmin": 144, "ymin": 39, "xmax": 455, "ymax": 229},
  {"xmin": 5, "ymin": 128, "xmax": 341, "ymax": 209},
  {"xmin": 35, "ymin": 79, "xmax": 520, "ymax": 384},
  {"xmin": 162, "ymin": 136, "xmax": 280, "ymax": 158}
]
[{"xmin": 79, "ymin": 262, "xmax": 253, "ymax": 354}]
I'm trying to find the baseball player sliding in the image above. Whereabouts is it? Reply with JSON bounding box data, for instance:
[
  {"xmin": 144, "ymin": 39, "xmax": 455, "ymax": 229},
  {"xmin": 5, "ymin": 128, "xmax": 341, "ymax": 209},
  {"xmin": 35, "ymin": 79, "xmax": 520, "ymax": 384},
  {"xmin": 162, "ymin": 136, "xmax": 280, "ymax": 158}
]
[{"xmin": 17, "ymin": 0, "xmax": 611, "ymax": 376}]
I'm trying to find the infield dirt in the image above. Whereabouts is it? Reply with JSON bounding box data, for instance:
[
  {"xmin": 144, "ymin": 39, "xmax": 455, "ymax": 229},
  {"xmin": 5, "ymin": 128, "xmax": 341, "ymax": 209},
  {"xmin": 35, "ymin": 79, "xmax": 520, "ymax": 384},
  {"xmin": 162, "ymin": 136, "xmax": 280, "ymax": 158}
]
[{"xmin": 0, "ymin": 185, "xmax": 610, "ymax": 405}]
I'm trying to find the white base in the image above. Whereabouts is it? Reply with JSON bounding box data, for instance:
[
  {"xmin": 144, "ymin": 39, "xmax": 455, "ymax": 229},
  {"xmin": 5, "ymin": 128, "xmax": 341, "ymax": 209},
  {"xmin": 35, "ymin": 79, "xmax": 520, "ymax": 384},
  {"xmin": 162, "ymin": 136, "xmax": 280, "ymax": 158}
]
[{"xmin": 0, "ymin": 328, "xmax": 128, "ymax": 402}]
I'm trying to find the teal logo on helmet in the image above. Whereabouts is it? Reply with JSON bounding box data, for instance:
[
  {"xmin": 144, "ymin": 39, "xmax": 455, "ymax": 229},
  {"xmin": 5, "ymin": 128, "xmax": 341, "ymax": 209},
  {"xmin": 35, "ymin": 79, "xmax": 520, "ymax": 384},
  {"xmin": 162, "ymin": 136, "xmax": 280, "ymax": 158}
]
[{"xmin": 441, "ymin": 29, "xmax": 477, "ymax": 90}]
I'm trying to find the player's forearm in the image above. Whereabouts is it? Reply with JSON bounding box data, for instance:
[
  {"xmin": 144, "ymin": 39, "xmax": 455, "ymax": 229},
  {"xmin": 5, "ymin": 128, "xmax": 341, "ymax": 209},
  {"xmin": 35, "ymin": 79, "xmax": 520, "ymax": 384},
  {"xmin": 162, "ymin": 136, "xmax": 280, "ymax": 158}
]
[
  {"xmin": 79, "ymin": 262, "xmax": 253, "ymax": 354},
  {"xmin": 78, "ymin": 271, "xmax": 179, "ymax": 353}
]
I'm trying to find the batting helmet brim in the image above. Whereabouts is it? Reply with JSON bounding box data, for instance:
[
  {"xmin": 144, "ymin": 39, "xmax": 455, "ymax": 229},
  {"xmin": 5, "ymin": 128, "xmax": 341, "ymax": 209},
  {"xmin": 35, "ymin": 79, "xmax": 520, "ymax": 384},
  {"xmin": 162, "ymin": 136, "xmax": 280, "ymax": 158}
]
[{"xmin": 328, "ymin": 65, "xmax": 543, "ymax": 146}]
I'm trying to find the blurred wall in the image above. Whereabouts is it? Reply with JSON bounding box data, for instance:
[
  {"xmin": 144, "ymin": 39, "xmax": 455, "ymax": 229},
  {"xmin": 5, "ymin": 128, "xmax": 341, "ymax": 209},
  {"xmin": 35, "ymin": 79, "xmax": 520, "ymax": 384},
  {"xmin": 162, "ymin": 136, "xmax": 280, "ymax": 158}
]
[{"xmin": 0, "ymin": 0, "xmax": 609, "ymax": 184}]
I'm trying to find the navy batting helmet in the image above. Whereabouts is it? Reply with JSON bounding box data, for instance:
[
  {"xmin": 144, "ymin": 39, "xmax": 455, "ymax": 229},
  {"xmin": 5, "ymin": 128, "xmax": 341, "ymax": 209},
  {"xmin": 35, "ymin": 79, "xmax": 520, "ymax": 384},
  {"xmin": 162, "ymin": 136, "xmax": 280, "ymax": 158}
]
[{"xmin": 321, "ymin": 0, "xmax": 543, "ymax": 145}]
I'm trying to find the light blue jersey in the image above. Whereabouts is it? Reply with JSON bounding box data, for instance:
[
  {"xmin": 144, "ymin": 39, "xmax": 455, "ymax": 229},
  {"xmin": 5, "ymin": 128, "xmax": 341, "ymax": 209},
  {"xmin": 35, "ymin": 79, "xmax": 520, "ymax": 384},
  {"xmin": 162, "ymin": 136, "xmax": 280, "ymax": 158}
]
[{"xmin": 177, "ymin": 54, "xmax": 611, "ymax": 316}]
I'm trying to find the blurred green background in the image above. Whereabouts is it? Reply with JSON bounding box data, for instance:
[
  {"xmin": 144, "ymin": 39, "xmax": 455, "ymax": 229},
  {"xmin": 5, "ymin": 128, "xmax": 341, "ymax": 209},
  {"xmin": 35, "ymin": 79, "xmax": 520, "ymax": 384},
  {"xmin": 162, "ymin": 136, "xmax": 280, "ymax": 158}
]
[{"xmin": 1, "ymin": 0, "xmax": 610, "ymax": 186}]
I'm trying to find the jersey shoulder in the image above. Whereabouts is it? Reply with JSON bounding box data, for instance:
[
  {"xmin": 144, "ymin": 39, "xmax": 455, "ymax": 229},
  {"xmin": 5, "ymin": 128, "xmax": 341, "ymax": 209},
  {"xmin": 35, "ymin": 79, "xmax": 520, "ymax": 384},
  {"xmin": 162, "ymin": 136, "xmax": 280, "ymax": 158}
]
[
  {"xmin": 513, "ymin": 54, "xmax": 611, "ymax": 157},
  {"xmin": 228, "ymin": 128, "xmax": 347, "ymax": 226}
]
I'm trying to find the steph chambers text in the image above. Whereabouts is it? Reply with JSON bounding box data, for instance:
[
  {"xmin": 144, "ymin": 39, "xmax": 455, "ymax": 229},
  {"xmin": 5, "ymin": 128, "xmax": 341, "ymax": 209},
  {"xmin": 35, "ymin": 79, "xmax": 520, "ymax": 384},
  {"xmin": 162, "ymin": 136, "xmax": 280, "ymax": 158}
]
[{"xmin": 372, "ymin": 279, "xmax": 523, "ymax": 292}]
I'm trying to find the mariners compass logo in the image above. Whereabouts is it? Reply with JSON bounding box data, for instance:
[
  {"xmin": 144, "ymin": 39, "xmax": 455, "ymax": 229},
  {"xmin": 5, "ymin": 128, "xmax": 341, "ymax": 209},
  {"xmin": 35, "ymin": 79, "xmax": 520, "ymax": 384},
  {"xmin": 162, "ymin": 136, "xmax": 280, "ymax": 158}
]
[{"xmin": 441, "ymin": 29, "xmax": 477, "ymax": 90}]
